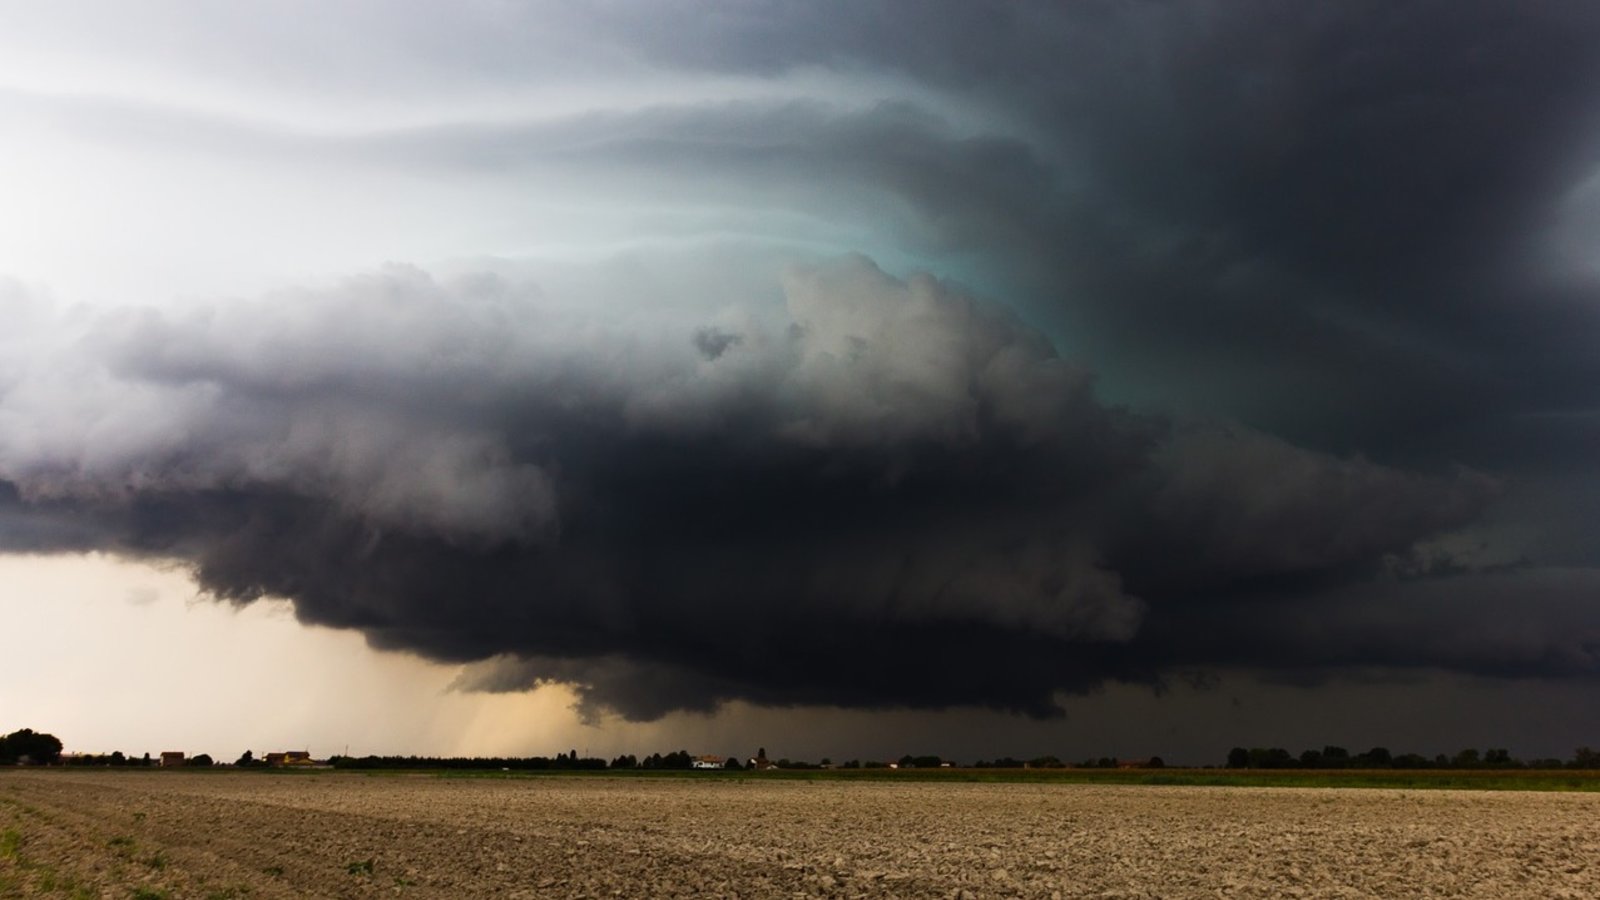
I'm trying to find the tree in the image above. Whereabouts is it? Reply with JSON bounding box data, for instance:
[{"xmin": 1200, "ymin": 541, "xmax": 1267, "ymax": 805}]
[
  {"xmin": 191, "ymin": 753, "xmax": 215, "ymax": 767},
  {"xmin": 1358, "ymin": 746, "xmax": 1391, "ymax": 767},
  {"xmin": 1248, "ymin": 748, "xmax": 1293, "ymax": 769},
  {"xmin": 1226, "ymin": 747, "xmax": 1249, "ymax": 768},
  {"xmin": 236, "ymin": 750, "xmax": 255, "ymax": 767},
  {"xmin": 0, "ymin": 728, "xmax": 63, "ymax": 765}
]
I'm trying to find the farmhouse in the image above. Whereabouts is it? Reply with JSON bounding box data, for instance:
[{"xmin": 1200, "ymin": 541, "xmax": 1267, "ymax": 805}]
[
  {"xmin": 263, "ymin": 751, "xmax": 314, "ymax": 767},
  {"xmin": 159, "ymin": 751, "xmax": 185, "ymax": 767},
  {"xmin": 691, "ymin": 755, "xmax": 726, "ymax": 770}
]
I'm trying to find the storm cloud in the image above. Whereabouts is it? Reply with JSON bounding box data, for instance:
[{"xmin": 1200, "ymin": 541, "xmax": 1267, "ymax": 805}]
[
  {"xmin": 0, "ymin": 258, "xmax": 1501, "ymax": 718},
  {"xmin": 3, "ymin": 1, "xmax": 1599, "ymax": 726}
]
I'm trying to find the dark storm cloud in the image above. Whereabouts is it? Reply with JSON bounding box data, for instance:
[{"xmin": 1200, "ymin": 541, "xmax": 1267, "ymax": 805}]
[
  {"xmin": 4, "ymin": 1, "xmax": 1599, "ymax": 719},
  {"xmin": 552, "ymin": 0, "xmax": 1600, "ymax": 466},
  {"xmin": 0, "ymin": 260, "xmax": 1511, "ymax": 718}
]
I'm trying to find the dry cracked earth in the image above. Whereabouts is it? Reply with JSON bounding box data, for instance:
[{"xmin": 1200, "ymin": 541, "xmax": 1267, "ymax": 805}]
[{"xmin": 2, "ymin": 770, "xmax": 1597, "ymax": 898}]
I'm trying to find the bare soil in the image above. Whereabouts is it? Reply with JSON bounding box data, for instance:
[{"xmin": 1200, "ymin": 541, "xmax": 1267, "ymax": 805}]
[{"xmin": 2, "ymin": 769, "xmax": 1597, "ymax": 898}]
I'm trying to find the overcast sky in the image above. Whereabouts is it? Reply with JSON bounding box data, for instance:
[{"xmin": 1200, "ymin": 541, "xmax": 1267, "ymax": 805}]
[{"xmin": 2, "ymin": 1, "xmax": 1599, "ymax": 765}]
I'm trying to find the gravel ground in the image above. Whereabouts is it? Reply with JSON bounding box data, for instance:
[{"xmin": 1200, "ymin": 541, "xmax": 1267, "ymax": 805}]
[{"xmin": 2, "ymin": 769, "xmax": 1597, "ymax": 898}]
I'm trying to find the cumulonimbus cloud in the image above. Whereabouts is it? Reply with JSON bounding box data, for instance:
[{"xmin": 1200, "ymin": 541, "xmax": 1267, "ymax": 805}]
[{"xmin": 0, "ymin": 258, "xmax": 1504, "ymax": 718}]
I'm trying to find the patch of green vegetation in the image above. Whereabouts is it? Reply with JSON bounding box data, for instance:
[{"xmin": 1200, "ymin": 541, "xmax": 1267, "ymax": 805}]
[
  {"xmin": 132, "ymin": 811, "xmax": 146, "ymax": 823},
  {"xmin": 0, "ymin": 826, "xmax": 21, "ymax": 859},
  {"xmin": 346, "ymin": 858, "xmax": 375, "ymax": 876},
  {"xmin": 143, "ymin": 851, "xmax": 167, "ymax": 870},
  {"xmin": 131, "ymin": 888, "xmax": 171, "ymax": 900},
  {"xmin": 261, "ymin": 865, "xmax": 283, "ymax": 878},
  {"xmin": 428, "ymin": 765, "xmax": 1600, "ymax": 791},
  {"xmin": 108, "ymin": 835, "xmax": 136, "ymax": 848}
]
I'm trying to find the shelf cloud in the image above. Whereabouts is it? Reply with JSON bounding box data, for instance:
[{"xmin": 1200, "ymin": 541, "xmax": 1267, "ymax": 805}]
[{"xmin": 0, "ymin": 259, "xmax": 1503, "ymax": 719}]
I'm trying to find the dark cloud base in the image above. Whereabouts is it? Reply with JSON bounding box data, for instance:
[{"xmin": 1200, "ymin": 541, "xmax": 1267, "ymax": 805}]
[{"xmin": 0, "ymin": 260, "xmax": 1523, "ymax": 721}]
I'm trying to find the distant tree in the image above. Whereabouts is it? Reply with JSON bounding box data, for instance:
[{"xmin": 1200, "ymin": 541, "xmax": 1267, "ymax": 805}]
[
  {"xmin": 191, "ymin": 753, "xmax": 214, "ymax": 767},
  {"xmin": 1357, "ymin": 746, "xmax": 1391, "ymax": 768},
  {"xmin": 1147, "ymin": 757, "xmax": 1165, "ymax": 769},
  {"xmin": 1226, "ymin": 747, "xmax": 1249, "ymax": 768},
  {"xmin": 1571, "ymin": 747, "xmax": 1600, "ymax": 769},
  {"xmin": 0, "ymin": 729, "xmax": 63, "ymax": 765},
  {"xmin": 110, "ymin": 751, "xmax": 126, "ymax": 766},
  {"xmin": 978, "ymin": 757, "xmax": 1024, "ymax": 769},
  {"xmin": 1322, "ymin": 746, "xmax": 1350, "ymax": 767},
  {"xmin": 1247, "ymin": 748, "xmax": 1293, "ymax": 769},
  {"xmin": 841, "ymin": 759, "xmax": 861, "ymax": 769},
  {"xmin": 1452, "ymin": 748, "xmax": 1481, "ymax": 769},
  {"xmin": 1483, "ymin": 748, "xmax": 1513, "ymax": 767},
  {"xmin": 724, "ymin": 755, "xmax": 743, "ymax": 770},
  {"xmin": 235, "ymin": 750, "xmax": 255, "ymax": 767},
  {"xmin": 1299, "ymin": 749, "xmax": 1324, "ymax": 768},
  {"xmin": 610, "ymin": 754, "xmax": 637, "ymax": 769}
]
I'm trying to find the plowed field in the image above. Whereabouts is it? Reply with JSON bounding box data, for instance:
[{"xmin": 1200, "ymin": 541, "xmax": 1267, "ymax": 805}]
[{"xmin": 2, "ymin": 770, "xmax": 1597, "ymax": 898}]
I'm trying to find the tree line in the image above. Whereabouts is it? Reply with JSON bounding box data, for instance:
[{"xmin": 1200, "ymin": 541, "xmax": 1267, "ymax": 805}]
[
  {"xmin": 10, "ymin": 725, "xmax": 1600, "ymax": 772},
  {"xmin": 328, "ymin": 750, "xmax": 614, "ymax": 770},
  {"xmin": 1226, "ymin": 745, "xmax": 1600, "ymax": 769}
]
